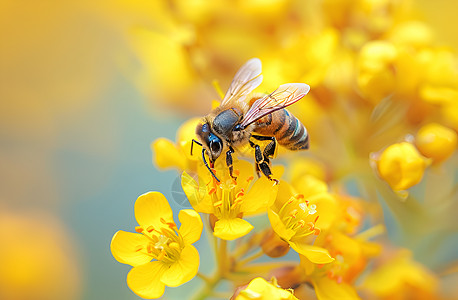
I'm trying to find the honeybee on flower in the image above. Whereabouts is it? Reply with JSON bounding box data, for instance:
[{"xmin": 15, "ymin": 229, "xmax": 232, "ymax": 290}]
[{"xmin": 193, "ymin": 58, "xmax": 310, "ymax": 182}]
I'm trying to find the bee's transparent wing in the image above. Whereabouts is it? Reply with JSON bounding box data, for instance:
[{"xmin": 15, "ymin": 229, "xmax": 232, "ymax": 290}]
[
  {"xmin": 240, "ymin": 83, "xmax": 310, "ymax": 127},
  {"xmin": 221, "ymin": 58, "xmax": 263, "ymax": 106}
]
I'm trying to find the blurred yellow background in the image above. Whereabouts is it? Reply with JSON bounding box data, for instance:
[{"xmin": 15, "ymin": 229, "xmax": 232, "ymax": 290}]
[{"xmin": 0, "ymin": 1, "xmax": 457, "ymax": 299}]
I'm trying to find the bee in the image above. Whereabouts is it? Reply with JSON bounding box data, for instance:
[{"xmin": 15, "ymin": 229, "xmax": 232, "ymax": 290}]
[{"xmin": 193, "ymin": 58, "xmax": 310, "ymax": 182}]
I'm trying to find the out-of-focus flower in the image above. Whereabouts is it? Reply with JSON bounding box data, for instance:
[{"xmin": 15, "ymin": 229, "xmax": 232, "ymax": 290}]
[
  {"xmin": 300, "ymin": 230, "xmax": 381, "ymax": 300},
  {"xmin": 373, "ymin": 142, "xmax": 430, "ymax": 191},
  {"xmin": 268, "ymin": 181, "xmax": 334, "ymax": 264},
  {"xmin": 415, "ymin": 123, "xmax": 457, "ymax": 163},
  {"xmin": 182, "ymin": 160, "xmax": 278, "ymax": 240},
  {"xmin": 0, "ymin": 209, "xmax": 81, "ymax": 300},
  {"xmin": 362, "ymin": 250, "xmax": 439, "ymax": 299},
  {"xmin": 233, "ymin": 277, "xmax": 298, "ymax": 300},
  {"xmin": 110, "ymin": 192, "xmax": 202, "ymax": 299}
]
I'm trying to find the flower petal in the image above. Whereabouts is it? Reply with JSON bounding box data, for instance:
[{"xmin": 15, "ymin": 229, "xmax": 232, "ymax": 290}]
[
  {"xmin": 307, "ymin": 192, "xmax": 337, "ymax": 230},
  {"xmin": 161, "ymin": 245, "xmax": 200, "ymax": 287},
  {"xmin": 267, "ymin": 209, "xmax": 295, "ymax": 241},
  {"xmin": 241, "ymin": 176, "xmax": 279, "ymax": 214},
  {"xmin": 293, "ymin": 174, "xmax": 328, "ymax": 198},
  {"xmin": 177, "ymin": 117, "xmax": 201, "ymax": 162},
  {"xmin": 135, "ymin": 192, "xmax": 174, "ymax": 229},
  {"xmin": 127, "ymin": 261, "xmax": 168, "ymax": 299},
  {"xmin": 213, "ymin": 218, "xmax": 253, "ymax": 240},
  {"xmin": 152, "ymin": 138, "xmax": 187, "ymax": 170},
  {"xmin": 181, "ymin": 171, "xmax": 214, "ymax": 214},
  {"xmin": 178, "ymin": 209, "xmax": 203, "ymax": 244},
  {"xmin": 313, "ymin": 276, "xmax": 361, "ymax": 300},
  {"xmin": 291, "ymin": 243, "xmax": 334, "ymax": 264},
  {"xmin": 110, "ymin": 230, "xmax": 152, "ymax": 267}
]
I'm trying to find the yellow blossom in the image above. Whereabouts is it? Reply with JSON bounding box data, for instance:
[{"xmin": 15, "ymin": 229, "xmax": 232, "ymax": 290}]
[
  {"xmin": 234, "ymin": 277, "xmax": 298, "ymax": 300},
  {"xmin": 268, "ymin": 181, "xmax": 334, "ymax": 264},
  {"xmin": 415, "ymin": 123, "xmax": 457, "ymax": 163},
  {"xmin": 362, "ymin": 250, "xmax": 438, "ymax": 299},
  {"xmin": 151, "ymin": 118, "xmax": 201, "ymax": 172},
  {"xmin": 0, "ymin": 210, "xmax": 80, "ymax": 300},
  {"xmin": 299, "ymin": 229, "xmax": 381, "ymax": 300},
  {"xmin": 182, "ymin": 159, "xmax": 278, "ymax": 240},
  {"xmin": 110, "ymin": 192, "xmax": 203, "ymax": 299},
  {"xmin": 374, "ymin": 142, "xmax": 430, "ymax": 191}
]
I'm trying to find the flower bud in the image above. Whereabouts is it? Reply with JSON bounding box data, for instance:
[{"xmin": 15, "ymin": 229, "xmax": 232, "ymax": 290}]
[
  {"xmin": 415, "ymin": 123, "xmax": 457, "ymax": 163},
  {"xmin": 375, "ymin": 142, "xmax": 429, "ymax": 191},
  {"xmin": 261, "ymin": 229, "xmax": 290, "ymax": 258}
]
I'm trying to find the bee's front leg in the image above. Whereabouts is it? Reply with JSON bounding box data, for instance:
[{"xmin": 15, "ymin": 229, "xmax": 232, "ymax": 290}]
[{"xmin": 226, "ymin": 146, "xmax": 236, "ymax": 180}]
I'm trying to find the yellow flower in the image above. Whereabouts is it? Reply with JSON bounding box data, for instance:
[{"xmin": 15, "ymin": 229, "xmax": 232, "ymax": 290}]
[
  {"xmin": 268, "ymin": 181, "xmax": 334, "ymax": 264},
  {"xmin": 374, "ymin": 142, "xmax": 430, "ymax": 191},
  {"xmin": 110, "ymin": 192, "xmax": 203, "ymax": 299},
  {"xmin": 362, "ymin": 250, "xmax": 438, "ymax": 299},
  {"xmin": 151, "ymin": 118, "xmax": 201, "ymax": 172},
  {"xmin": 415, "ymin": 123, "xmax": 457, "ymax": 163},
  {"xmin": 357, "ymin": 41, "xmax": 397, "ymax": 103},
  {"xmin": 0, "ymin": 210, "xmax": 80, "ymax": 300},
  {"xmin": 234, "ymin": 277, "xmax": 298, "ymax": 300},
  {"xmin": 300, "ymin": 229, "xmax": 381, "ymax": 300},
  {"xmin": 182, "ymin": 159, "xmax": 278, "ymax": 240}
]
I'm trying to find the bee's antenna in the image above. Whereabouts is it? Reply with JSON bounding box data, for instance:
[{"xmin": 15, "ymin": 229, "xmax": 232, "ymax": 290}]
[
  {"xmin": 202, "ymin": 149, "xmax": 220, "ymax": 182},
  {"xmin": 191, "ymin": 139, "xmax": 202, "ymax": 156}
]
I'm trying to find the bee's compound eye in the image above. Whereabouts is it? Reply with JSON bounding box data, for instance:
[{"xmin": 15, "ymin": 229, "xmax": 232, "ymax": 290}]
[{"xmin": 210, "ymin": 141, "xmax": 222, "ymax": 154}]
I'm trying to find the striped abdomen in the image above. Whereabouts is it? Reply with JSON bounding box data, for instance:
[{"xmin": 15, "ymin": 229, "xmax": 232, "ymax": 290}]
[{"xmin": 253, "ymin": 109, "xmax": 309, "ymax": 150}]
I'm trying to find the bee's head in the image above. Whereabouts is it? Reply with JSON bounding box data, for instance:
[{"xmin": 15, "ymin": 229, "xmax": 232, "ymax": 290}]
[{"xmin": 196, "ymin": 122, "xmax": 223, "ymax": 163}]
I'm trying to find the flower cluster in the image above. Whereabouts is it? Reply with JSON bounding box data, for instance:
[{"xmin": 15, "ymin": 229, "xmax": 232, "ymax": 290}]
[{"xmin": 111, "ymin": 0, "xmax": 457, "ymax": 299}]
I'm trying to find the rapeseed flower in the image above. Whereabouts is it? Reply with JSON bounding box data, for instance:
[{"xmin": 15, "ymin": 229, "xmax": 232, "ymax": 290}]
[
  {"xmin": 233, "ymin": 277, "xmax": 298, "ymax": 300},
  {"xmin": 363, "ymin": 250, "xmax": 439, "ymax": 299},
  {"xmin": 182, "ymin": 160, "xmax": 278, "ymax": 240},
  {"xmin": 152, "ymin": 118, "xmax": 201, "ymax": 172},
  {"xmin": 111, "ymin": 0, "xmax": 458, "ymax": 298},
  {"xmin": 268, "ymin": 181, "xmax": 335, "ymax": 264},
  {"xmin": 111, "ymin": 192, "xmax": 202, "ymax": 298}
]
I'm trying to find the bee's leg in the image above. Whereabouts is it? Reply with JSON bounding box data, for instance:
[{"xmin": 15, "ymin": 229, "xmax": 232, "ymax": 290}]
[
  {"xmin": 251, "ymin": 135, "xmax": 276, "ymax": 160},
  {"xmin": 255, "ymin": 163, "xmax": 261, "ymax": 178},
  {"xmin": 226, "ymin": 146, "xmax": 236, "ymax": 180},
  {"xmin": 249, "ymin": 140, "xmax": 278, "ymax": 184}
]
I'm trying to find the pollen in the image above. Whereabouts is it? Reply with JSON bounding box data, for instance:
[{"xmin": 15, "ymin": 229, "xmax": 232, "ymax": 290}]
[
  {"xmin": 135, "ymin": 226, "xmax": 144, "ymax": 233},
  {"xmin": 298, "ymin": 219, "xmax": 306, "ymax": 228},
  {"xmin": 146, "ymin": 226, "xmax": 155, "ymax": 233},
  {"xmin": 208, "ymin": 187, "xmax": 217, "ymax": 195}
]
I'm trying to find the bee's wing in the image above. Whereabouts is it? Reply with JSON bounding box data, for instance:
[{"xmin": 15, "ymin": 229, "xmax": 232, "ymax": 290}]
[
  {"xmin": 221, "ymin": 58, "xmax": 263, "ymax": 106},
  {"xmin": 240, "ymin": 83, "xmax": 310, "ymax": 127}
]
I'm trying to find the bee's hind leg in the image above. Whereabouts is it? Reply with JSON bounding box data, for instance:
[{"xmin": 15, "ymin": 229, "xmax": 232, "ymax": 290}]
[
  {"xmin": 226, "ymin": 146, "xmax": 236, "ymax": 180},
  {"xmin": 249, "ymin": 139, "xmax": 279, "ymax": 184}
]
